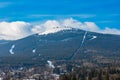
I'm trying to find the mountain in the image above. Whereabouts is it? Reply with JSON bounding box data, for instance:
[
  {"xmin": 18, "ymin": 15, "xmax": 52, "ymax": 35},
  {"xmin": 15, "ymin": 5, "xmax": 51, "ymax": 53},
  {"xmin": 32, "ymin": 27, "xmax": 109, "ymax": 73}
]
[
  {"xmin": 0, "ymin": 40, "xmax": 11, "ymax": 44},
  {"xmin": 0, "ymin": 29, "xmax": 120, "ymax": 65}
]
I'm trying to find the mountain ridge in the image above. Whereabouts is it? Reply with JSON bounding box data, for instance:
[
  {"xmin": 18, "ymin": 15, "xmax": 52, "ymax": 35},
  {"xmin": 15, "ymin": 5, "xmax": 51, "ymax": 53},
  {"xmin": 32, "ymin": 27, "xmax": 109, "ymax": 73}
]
[{"xmin": 0, "ymin": 28, "xmax": 119, "ymax": 65}]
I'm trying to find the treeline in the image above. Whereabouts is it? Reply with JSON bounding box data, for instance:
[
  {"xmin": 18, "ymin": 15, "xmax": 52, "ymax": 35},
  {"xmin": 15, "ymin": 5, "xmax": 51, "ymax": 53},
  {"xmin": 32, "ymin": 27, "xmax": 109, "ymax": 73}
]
[{"xmin": 59, "ymin": 66, "xmax": 120, "ymax": 80}]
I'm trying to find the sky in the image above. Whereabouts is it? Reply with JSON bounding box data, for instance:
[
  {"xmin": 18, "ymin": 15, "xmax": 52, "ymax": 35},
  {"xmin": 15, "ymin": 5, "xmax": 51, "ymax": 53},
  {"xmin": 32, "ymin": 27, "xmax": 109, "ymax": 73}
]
[{"xmin": 0, "ymin": 0, "xmax": 120, "ymax": 40}]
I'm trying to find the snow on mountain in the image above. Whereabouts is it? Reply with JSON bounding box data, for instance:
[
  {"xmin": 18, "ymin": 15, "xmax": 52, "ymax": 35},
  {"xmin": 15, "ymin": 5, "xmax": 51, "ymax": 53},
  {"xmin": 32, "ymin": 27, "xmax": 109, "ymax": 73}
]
[
  {"xmin": 61, "ymin": 38, "xmax": 72, "ymax": 42},
  {"xmin": 0, "ymin": 29, "xmax": 119, "ymax": 64},
  {"xmin": 47, "ymin": 60, "xmax": 55, "ymax": 68},
  {"xmin": 32, "ymin": 49, "xmax": 36, "ymax": 53},
  {"xmin": 38, "ymin": 54, "xmax": 41, "ymax": 56},
  {"xmin": 9, "ymin": 45, "xmax": 15, "ymax": 54},
  {"xmin": 90, "ymin": 36, "xmax": 97, "ymax": 40},
  {"xmin": 38, "ymin": 27, "xmax": 71, "ymax": 35}
]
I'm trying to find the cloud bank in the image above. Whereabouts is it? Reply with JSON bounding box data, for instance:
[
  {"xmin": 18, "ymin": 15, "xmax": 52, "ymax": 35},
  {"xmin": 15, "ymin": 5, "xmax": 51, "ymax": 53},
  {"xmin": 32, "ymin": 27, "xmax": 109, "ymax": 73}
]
[
  {"xmin": 0, "ymin": 18, "xmax": 120, "ymax": 40},
  {"xmin": 0, "ymin": 21, "xmax": 32, "ymax": 40}
]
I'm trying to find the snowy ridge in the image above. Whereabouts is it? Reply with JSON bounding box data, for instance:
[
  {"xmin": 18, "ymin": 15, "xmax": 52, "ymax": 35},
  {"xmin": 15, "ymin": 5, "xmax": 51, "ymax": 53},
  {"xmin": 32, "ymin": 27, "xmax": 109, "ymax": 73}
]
[{"xmin": 38, "ymin": 26, "xmax": 71, "ymax": 35}]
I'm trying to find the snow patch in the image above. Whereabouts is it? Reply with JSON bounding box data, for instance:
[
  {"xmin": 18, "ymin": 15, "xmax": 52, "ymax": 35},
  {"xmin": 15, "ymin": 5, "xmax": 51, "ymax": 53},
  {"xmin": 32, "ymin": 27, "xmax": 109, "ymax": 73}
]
[
  {"xmin": 39, "ymin": 27, "xmax": 71, "ymax": 35},
  {"xmin": 19, "ymin": 67, "xmax": 24, "ymax": 70},
  {"xmin": 38, "ymin": 54, "xmax": 41, "ymax": 56},
  {"xmin": 61, "ymin": 38, "xmax": 72, "ymax": 42},
  {"xmin": 90, "ymin": 36, "xmax": 97, "ymax": 40},
  {"xmin": 47, "ymin": 60, "xmax": 55, "ymax": 68},
  {"xmin": 32, "ymin": 49, "xmax": 36, "ymax": 53},
  {"xmin": 9, "ymin": 45, "xmax": 15, "ymax": 54}
]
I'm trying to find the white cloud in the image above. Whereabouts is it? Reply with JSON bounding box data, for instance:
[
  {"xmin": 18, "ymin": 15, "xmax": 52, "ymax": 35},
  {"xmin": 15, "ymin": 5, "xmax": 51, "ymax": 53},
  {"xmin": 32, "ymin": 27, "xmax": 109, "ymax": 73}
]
[
  {"xmin": 31, "ymin": 25, "xmax": 44, "ymax": 33},
  {"xmin": 0, "ymin": 21, "xmax": 32, "ymax": 40},
  {"xmin": 69, "ymin": 14, "xmax": 96, "ymax": 18},
  {"xmin": 32, "ymin": 18, "xmax": 120, "ymax": 35},
  {"xmin": 0, "ymin": 18, "xmax": 120, "ymax": 40},
  {"xmin": 62, "ymin": 18, "xmax": 99, "ymax": 32},
  {"xmin": 102, "ymin": 27, "xmax": 120, "ymax": 35},
  {"xmin": 28, "ymin": 14, "xmax": 96, "ymax": 18},
  {"xmin": 32, "ymin": 20, "xmax": 70, "ymax": 35},
  {"xmin": 83, "ymin": 22, "xmax": 100, "ymax": 31},
  {"xmin": 43, "ymin": 20, "xmax": 60, "ymax": 29},
  {"xmin": 62, "ymin": 18, "xmax": 82, "ymax": 28}
]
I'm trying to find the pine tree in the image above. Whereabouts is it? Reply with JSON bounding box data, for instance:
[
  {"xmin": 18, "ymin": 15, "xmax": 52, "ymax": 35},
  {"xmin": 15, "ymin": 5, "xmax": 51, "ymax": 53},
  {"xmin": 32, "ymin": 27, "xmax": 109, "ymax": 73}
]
[
  {"xmin": 105, "ymin": 71, "xmax": 109, "ymax": 80},
  {"xmin": 87, "ymin": 72, "xmax": 92, "ymax": 80},
  {"xmin": 71, "ymin": 75, "xmax": 77, "ymax": 80},
  {"xmin": 97, "ymin": 69, "xmax": 102, "ymax": 80},
  {"xmin": 59, "ymin": 74, "xmax": 68, "ymax": 80}
]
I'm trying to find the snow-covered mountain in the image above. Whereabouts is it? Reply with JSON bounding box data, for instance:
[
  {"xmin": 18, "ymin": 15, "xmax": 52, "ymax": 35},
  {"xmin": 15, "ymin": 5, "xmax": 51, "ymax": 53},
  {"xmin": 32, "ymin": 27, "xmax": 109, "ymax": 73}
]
[{"xmin": 0, "ymin": 28, "xmax": 120, "ymax": 64}]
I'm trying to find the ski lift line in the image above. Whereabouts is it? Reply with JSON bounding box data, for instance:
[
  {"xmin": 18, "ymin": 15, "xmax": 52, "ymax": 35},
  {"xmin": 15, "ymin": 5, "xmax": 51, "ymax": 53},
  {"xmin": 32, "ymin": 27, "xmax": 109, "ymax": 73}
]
[
  {"xmin": 70, "ymin": 31, "xmax": 88, "ymax": 60},
  {"xmin": 80, "ymin": 31, "xmax": 88, "ymax": 47}
]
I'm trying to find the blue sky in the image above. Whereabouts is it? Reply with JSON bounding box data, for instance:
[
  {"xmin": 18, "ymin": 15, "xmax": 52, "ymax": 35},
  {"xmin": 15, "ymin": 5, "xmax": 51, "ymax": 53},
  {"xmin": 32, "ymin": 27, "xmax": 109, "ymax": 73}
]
[{"xmin": 0, "ymin": 0, "xmax": 120, "ymax": 29}]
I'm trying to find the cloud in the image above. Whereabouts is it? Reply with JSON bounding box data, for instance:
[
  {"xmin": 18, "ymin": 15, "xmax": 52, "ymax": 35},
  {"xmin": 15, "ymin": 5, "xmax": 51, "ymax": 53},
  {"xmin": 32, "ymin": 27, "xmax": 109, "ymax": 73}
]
[
  {"xmin": 0, "ymin": 21, "xmax": 32, "ymax": 40},
  {"xmin": 69, "ymin": 14, "xmax": 96, "ymax": 18},
  {"xmin": 32, "ymin": 20, "xmax": 69, "ymax": 34},
  {"xmin": 32, "ymin": 18, "xmax": 120, "ymax": 35},
  {"xmin": 102, "ymin": 27, "xmax": 120, "ymax": 35},
  {"xmin": 28, "ymin": 14, "xmax": 96, "ymax": 18},
  {"xmin": 31, "ymin": 25, "xmax": 44, "ymax": 33},
  {"xmin": 62, "ymin": 18, "xmax": 99, "ymax": 32},
  {"xmin": 43, "ymin": 20, "xmax": 61, "ymax": 29},
  {"xmin": 31, "ymin": 20, "xmax": 60, "ymax": 34},
  {"xmin": 0, "ymin": 18, "xmax": 120, "ymax": 40}
]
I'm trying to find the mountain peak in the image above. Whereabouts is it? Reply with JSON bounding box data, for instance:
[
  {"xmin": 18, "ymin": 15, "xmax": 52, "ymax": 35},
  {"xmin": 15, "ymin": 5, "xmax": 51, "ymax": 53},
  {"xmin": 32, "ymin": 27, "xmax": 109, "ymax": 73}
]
[{"xmin": 38, "ymin": 26, "xmax": 72, "ymax": 35}]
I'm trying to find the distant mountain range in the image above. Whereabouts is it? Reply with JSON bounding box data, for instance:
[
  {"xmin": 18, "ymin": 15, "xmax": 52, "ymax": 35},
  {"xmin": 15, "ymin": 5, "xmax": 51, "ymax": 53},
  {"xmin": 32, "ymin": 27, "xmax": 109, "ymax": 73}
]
[{"xmin": 0, "ymin": 29, "xmax": 120, "ymax": 65}]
